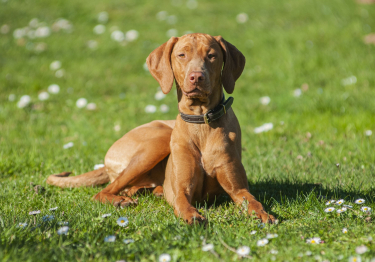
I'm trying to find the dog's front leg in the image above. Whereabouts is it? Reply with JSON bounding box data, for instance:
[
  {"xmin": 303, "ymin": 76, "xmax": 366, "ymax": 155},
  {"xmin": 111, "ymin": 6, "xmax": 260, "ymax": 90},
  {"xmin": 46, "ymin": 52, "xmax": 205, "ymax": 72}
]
[
  {"xmin": 169, "ymin": 144, "xmax": 206, "ymax": 225},
  {"xmin": 215, "ymin": 158, "xmax": 275, "ymax": 224}
]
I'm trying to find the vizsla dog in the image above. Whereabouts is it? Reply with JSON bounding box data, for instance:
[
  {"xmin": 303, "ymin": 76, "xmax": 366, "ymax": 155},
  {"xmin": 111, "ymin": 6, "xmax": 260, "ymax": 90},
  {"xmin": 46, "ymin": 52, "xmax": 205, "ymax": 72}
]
[{"xmin": 47, "ymin": 33, "xmax": 275, "ymax": 224}]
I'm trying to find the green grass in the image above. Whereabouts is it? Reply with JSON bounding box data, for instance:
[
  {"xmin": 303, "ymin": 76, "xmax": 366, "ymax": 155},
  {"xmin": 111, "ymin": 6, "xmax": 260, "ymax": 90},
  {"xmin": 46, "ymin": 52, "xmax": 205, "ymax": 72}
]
[{"xmin": 1, "ymin": 0, "xmax": 375, "ymax": 261}]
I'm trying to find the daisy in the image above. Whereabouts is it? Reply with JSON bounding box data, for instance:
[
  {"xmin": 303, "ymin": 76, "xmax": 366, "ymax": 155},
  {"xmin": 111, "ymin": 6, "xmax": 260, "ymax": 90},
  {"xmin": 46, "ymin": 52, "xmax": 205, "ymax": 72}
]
[
  {"xmin": 123, "ymin": 239, "xmax": 134, "ymax": 244},
  {"xmin": 57, "ymin": 226, "xmax": 69, "ymax": 235},
  {"xmin": 342, "ymin": 228, "xmax": 348, "ymax": 234},
  {"xmin": 337, "ymin": 207, "xmax": 347, "ymax": 213},
  {"xmin": 355, "ymin": 199, "xmax": 365, "ymax": 204},
  {"xmin": 63, "ymin": 142, "xmax": 74, "ymax": 149},
  {"xmin": 76, "ymin": 98, "xmax": 88, "ymax": 108},
  {"xmin": 111, "ymin": 30, "xmax": 124, "ymax": 42},
  {"xmin": 29, "ymin": 210, "xmax": 41, "ymax": 215},
  {"xmin": 250, "ymin": 230, "xmax": 257, "ymax": 235},
  {"xmin": 360, "ymin": 206, "xmax": 371, "ymax": 212},
  {"xmin": 156, "ymin": 11, "xmax": 168, "ymax": 21},
  {"xmin": 257, "ymin": 223, "xmax": 265, "ymax": 229},
  {"xmin": 305, "ymin": 251, "xmax": 312, "ymax": 256},
  {"xmin": 160, "ymin": 104, "xmax": 169, "ymax": 113},
  {"xmin": 266, "ymin": 233, "xmax": 278, "ymax": 239},
  {"xmin": 48, "ymin": 84, "xmax": 60, "ymax": 94},
  {"xmin": 186, "ymin": 0, "xmax": 198, "ymax": 9},
  {"xmin": 49, "ymin": 207, "xmax": 58, "ymax": 211},
  {"xmin": 365, "ymin": 130, "xmax": 372, "ymax": 136},
  {"xmin": 325, "ymin": 200, "xmax": 335, "ymax": 205},
  {"xmin": 349, "ymin": 256, "xmax": 361, "ymax": 262},
  {"xmin": 324, "ymin": 207, "xmax": 335, "ymax": 213},
  {"xmin": 42, "ymin": 215, "xmax": 54, "ymax": 222},
  {"xmin": 55, "ymin": 69, "xmax": 64, "ymax": 78},
  {"xmin": 101, "ymin": 213, "xmax": 111, "ymax": 218},
  {"xmin": 254, "ymin": 123, "xmax": 273, "ymax": 134},
  {"xmin": 293, "ymin": 88, "xmax": 302, "ymax": 97},
  {"xmin": 202, "ymin": 243, "xmax": 214, "ymax": 251},
  {"xmin": 155, "ymin": 90, "xmax": 166, "ymax": 100},
  {"xmin": 336, "ymin": 199, "xmax": 344, "ymax": 205},
  {"xmin": 158, "ymin": 254, "xmax": 171, "ymax": 262},
  {"xmin": 270, "ymin": 249, "xmax": 278, "ymax": 254},
  {"xmin": 236, "ymin": 246, "xmax": 250, "ymax": 256},
  {"xmin": 145, "ymin": 105, "xmax": 157, "ymax": 113},
  {"xmin": 166, "ymin": 29, "xmax": 178, "ymax": 38},
  {"xmin": 257, "ymin": 238, "xmax": 269, "ymax": 247},
  {"xmin": 104, "ymin": 235, "xmax": 116, "ymax": 242},
  {"xmin": 8, "ymin": 94, "xmax": 16, "ymax": 101},
  {"xmin": 93, "ymin": 24, "xmax": 105, "ymax": 35},
  {"xmin": 38, "ymin": 91, "xmax": 49, "ymax": 101},
  {"xmin": 116, "ymin": 217, "xmax": 129, "ymax": 227},
  {"xmin": 17, "ymin": 222, "xmax": 28, "ymax": 228},
  {"xmin": 86, "ymin": 102, "xmax": 97, "ymax": 110},
  {"xmin": 97, "ymin": 11, "xmax": 109, "ymax": 23},
  {"xmin": 94, "ymin": 164, "xmax": 105, "ymax": 170},
  {"xmin": 259, "ymin": 96, "xmax": 271, "ymax": 105},
  {"xmin": 50, "ymin": 60, "xmax": 61, "ymax": 71},
  {"xmin": 236, "ymin": 13, "xmax": 248, "ymax": 24},
  {"xmin": 17, "ymin": 95, "xmax": 31, "ymax": 108},
  {"xmin": 306, "ymin": 237, "xmax": 321, "ymax": 244},
  {"xmin": 343, "ymin": 204, "xmax": 353, "ymax": 208},
  {"xmin": 57, "ymin": 221, "xmax": 68, "ymax": 226},
  {"xmin": 125, "ymin": 30, "xmax": 139, "ymax": 42}
]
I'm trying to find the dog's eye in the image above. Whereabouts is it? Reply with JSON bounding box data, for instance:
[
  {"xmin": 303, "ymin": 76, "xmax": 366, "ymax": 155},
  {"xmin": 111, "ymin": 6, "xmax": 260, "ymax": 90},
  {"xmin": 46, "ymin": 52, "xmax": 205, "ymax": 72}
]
[
  {"xmin": 178, "ymin": 54, "xmax": 185, "ymax": 58},
  {"xmin": 208, "ymin": 54, "xmax": 216, "ymax": 59}
]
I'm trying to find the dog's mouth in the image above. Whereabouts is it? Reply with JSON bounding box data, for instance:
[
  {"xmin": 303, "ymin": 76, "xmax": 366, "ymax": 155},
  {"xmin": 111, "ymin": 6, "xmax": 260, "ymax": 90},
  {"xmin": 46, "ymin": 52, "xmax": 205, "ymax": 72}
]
[{"xmin": 182, "ymin": 87, "xmax": 209, "ymax": 98}]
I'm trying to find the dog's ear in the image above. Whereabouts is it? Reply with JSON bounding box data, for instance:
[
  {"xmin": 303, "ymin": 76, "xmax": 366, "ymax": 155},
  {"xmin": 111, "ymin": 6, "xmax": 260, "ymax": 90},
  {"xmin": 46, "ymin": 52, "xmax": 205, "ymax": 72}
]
[
  {"xmin": 214, "ymin": 36, "xmax": 246, "ymax": 94},
  {"xmin": 146, "ymin": 37, "xmax": 179, "ymax": 94}
]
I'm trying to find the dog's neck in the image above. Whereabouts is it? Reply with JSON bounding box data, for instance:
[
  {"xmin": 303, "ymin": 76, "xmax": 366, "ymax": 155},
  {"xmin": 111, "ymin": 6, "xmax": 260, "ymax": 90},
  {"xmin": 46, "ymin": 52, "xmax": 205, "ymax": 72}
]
[{"xmin": 176, "ymin": 84, "xmax": 224, "ymax": 116}]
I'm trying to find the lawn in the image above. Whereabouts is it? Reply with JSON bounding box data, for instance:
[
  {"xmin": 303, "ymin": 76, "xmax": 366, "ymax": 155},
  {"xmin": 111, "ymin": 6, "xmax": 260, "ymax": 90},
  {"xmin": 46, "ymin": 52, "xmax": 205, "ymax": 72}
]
[{"xmin": 0, "ymin": 0, "xmax": 375, "ymax": 261}]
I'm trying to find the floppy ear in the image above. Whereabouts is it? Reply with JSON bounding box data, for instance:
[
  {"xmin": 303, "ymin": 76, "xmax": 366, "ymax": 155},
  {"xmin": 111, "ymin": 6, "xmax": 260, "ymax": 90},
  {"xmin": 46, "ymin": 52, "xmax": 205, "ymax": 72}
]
[
  {"xmin": 214, "ymin": 36, "xmax": 246, "ymax": 94},
  {"xmin": 146, "ymin": 37, "xmax": 179, "ymax": 94}
]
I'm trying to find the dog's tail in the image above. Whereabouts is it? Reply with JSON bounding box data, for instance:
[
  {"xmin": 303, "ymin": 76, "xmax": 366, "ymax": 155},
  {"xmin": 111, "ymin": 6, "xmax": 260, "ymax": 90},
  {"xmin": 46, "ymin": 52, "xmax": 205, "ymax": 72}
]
[{"xmin": 46, "ymin": 167, "xmax": 110, "ymax": 188}]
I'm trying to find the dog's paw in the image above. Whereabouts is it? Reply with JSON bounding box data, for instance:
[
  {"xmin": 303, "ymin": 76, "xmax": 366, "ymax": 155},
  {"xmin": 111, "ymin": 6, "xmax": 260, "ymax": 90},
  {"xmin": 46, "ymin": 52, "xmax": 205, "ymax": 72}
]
[
  {"xmin": 92, "ymin": 192, "xmax": 137, "ymax": 208},
  {"xmin": 182, "ymin": 208, "xmax": 206, "ymax": 225},
  {"xmin": 248, "ymin": 200, "xmax": 276, "ymax": 224}
]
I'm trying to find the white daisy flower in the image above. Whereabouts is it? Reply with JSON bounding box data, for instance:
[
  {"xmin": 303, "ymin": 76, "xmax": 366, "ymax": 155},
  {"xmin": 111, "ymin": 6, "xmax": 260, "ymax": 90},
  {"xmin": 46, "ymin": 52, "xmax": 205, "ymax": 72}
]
[
  {"xmin": 341, "ymin": 76, "xmax": 357, "ymax": 86},
  {"xmin": 293, "ymin": 88, "xmax": 302, "ymax": 97},
  {"xmin": 29, "ymin": 210, "xmax": 41, "ymax": 215},
  {"xmin": 97, "ymin": 11, "xmax": 109, "ymax": 23},
  {"xmin": 116, "ymin": 217, "xmax": 129, "ymax": 227},
  {"xmin": 42, "ymin": 215, "xmax": 54, "ymax": 222},
  {"xmin": 259, "ymin": 96, "xmax": 271, "ymax": 105},
  {"xmin": 186, "ymin": 0, "xmax": 198, "ymax": 9},
  {"xmin": 336, "ymin": 199, "xmax": 344, "ymax": 205},
  {"xmin": 356, "ymin": 245, "xmax": 368, "ymax": 254},
  {"xmin": 35, "ymin": 26, "xmax": 50, "ymax": 38},
  {"xmin": 125, "ymin": 30, "xmax": 139, "ymax": 42},
  {"xmin": 93, "ymin": 24, "xmax": 105, "ymax": 35},
  {"xmin": 50, "ymin": 60, "xmax": 61, "ymax": 71},
  {"xmin": 202, "ymin": 243, "xmax": 214, "ymax": 251},
  {"xmin": 94, "ymin": 164, "xmax": 105, "ymax": 170},
  {"xmin": 257, "ymin": 238, "xmax": 269, "ymax": 247},
  {"xmin": 48, "ymin": 84, "xmax": 60, "ymax": 94},
  {"xmin": 111, "ymin": 30, "xmax": 124, "ymax": 42},
  {"xmin": 306, "ymin": 237, "xmax": 321, "ymax": 244},
  {"xmin": 337, "ymin": 207, "xmax": 347, "ymax": 213},
  {"xmin": 104, "ymin": 235, "xmax": 116, "ymax": 242},
  {"xmin": 236, "ymin": 13, "xmax": 248, "ymax": 24},
  {"xmin": 145, "ymin": 105, "xmax": 157, "ymax": 113},
  {"xmin": 355, "ymin": 199, "xmax": 365, "ymax": 204},
  {"xmin": 167, "ymin": 15, "xmax": 177, "ymax": 25},
  {"xmin": 17, "ymin": 222, "xmax": 28, "ymax": 228},
  {"xmin": 343, "ymin": 204, "xmax": 353, "ymax": 208},
  {"xmin": 155, "ymin": 90, "xmax": 166, "ymax": 100},
  {"xmin": 57, "ymin": 226, "xmax": 69, "ymax": 235},
  {"xmin": 101, "ymin": 213, "xmax": 111, "ymax": 218},
  {"xmin": 114, "ymin": 124, "xmax": 121, "ymax": 132},
  {"xmin": 49, "ymin": 207, "xmax": 58, "ymax": 211},
  {"xmin": 159, "ymin": 254, "xmax": 171, "ymax": 262},
  {"xmin": 1, "ymin": 24, "xmax": 10, "ymax": 34},
  {"xmin": 258, "ymin": 223, "xmax": 265, "ymax": 229},
  {"xmin": 160, "ymin": 104, "xmax": 169, "ymax": 113},
  {"xmin": 76, "ymin": 98, "xmax": 88, "ymax": 108},
  {"xmin": 57, "ymin": 221, "xmax": 68, "ymax": 226},
  {"xmin": 55, "ymin": 69, "xmax": 65, "ymax": 78},
  {"xmin": 254, "ymin": 123, "xmax": 273, "ymax": 134},
  {"xmin": 361, "ymin": 206, "xmax": 371, "ymax": 212},
  {"xmin": 349, "ymin": 256, "xmax": 361, "ymax": 262},
  {"xmin": 8, "ymin": 94, "xmax": 16, "ymax": 101},
  {"xmin": 17, "ymin": 95, "xmax": 31, "ymax": 108},
  {"xmin": 86, "ymin": 102, "xmax": 97, "ymax": 110},
  {"xmin": 143, "ymin": 62, "xmax": 149, "ymax": 72},
  {"xmin": 305, "ymin": 251, "xmax": 312, "ymax": 256},
  {"xmin": 38, "ymin": 91, "xmax": 49, "ymax": 101},
  {"xmin": 324, "ymin": 207, "xmax": 335, "ymax": 213},
  {"xmin": 250, "ymin": 230, "xmax": 257, "ymax": 235},
  {"xmin": 87, "ymin": 40, "xmax": 98, "ymax": 49},
  {"xmin": 270, "ymin": 249, "xmax": 278, "ymax": 254},
  {"xmin": 123, "ymin": 238, "xmax": 134, "ymax": 244},
  {"xmin": 342, "ymin": 228, "xmax": 348, "ymax": 234},
  {"xmin": 266, "ymin": 233, "xmax": 278, "ymax": 239},
  {"xmin": 325, "ymin": 200, "xmax": 336, "ymax": 205},
  {"xmin": 63, "ymin": 142, "xmax": 74, "ymax": 149},
  {"xmin": 166, "ymin": 29, "xmax": 178, "ymax": 38},
  {"xmin": 13, "ymin": 28, "xmax": 26, "ymax": 39},
  {"xmin": 365, "ymin": 130, "xmax": 372, "ymax": 136},
  {"xmin": 156, "ymin": 11, "xmax": 168, "ymax": 21},
  {"xmin": 236, "ymin": 246, "xmax": 250, "ymax": 256}
]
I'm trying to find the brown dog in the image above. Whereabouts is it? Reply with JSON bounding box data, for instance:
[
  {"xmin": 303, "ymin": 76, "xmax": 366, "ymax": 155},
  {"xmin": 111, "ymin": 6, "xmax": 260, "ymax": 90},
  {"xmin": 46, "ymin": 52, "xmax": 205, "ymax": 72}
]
[{"xmin": 47, "ymin": 33, "xmax": 275, "ymax": 224}]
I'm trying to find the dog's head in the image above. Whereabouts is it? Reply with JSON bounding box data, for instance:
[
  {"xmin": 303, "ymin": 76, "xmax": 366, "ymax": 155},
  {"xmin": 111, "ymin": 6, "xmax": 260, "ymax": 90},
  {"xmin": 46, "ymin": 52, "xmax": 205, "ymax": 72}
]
[{"xmin": 146, "ymin": 33, "xmax": 245, "ymax": 99}]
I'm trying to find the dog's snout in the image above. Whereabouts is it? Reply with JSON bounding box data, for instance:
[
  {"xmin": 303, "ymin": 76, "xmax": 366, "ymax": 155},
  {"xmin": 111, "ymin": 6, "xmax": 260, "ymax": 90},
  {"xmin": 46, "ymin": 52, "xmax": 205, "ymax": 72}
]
[{"xmin": 189, "ymin": 72, "xmax": 205, "ymax": 84}]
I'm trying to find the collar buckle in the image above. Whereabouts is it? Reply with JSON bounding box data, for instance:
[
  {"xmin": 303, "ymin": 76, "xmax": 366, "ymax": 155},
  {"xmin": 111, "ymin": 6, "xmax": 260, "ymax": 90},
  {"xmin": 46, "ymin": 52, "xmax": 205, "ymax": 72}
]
[{"xmin": 204, "ymin": 110, "xmax": 212, "ymax": 124}]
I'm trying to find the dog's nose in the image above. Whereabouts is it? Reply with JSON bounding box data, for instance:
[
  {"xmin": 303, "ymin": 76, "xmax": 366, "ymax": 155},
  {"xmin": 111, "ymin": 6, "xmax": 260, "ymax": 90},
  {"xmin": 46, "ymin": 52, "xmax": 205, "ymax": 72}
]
[{"xmin": 189, "ymin": 72, "xmax": 205, "ymax": 84}]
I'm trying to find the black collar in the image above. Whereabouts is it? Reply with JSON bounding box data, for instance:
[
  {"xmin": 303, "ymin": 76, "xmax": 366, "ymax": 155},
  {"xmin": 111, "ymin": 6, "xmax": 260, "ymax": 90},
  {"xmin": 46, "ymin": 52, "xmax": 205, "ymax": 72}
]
[{"xmin": 179, "ymin": 96, "xmax": 234, "ymax": 124}]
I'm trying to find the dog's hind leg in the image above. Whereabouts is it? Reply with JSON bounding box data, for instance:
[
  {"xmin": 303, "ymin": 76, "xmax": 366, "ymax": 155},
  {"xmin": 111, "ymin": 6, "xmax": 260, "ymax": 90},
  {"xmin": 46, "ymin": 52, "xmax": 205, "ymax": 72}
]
[{"xmin": 46, "ymin": 167, "xmax": 109, "ymax": 188}]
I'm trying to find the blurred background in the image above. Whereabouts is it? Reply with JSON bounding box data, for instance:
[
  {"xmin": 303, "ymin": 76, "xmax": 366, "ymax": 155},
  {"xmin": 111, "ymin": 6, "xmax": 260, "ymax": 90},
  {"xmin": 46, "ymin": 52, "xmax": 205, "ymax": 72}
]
[{"xmin": 0, "ymin": 0, "xmax": 374, "ymax": 191}]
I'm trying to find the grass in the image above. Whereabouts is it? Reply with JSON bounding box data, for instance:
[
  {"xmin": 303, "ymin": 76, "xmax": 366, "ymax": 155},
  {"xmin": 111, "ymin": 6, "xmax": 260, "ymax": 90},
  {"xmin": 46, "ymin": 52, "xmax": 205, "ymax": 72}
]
[{"xmin": 1, "ymin": 0, "xmax": 375, "ymax": 261}]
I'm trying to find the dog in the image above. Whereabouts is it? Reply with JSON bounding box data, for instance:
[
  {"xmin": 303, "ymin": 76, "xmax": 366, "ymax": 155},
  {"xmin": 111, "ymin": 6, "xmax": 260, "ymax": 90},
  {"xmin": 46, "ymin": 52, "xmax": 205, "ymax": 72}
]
[{"xmin": 47, "ymin": 33, "xmax": 275, "ymax": 224}]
